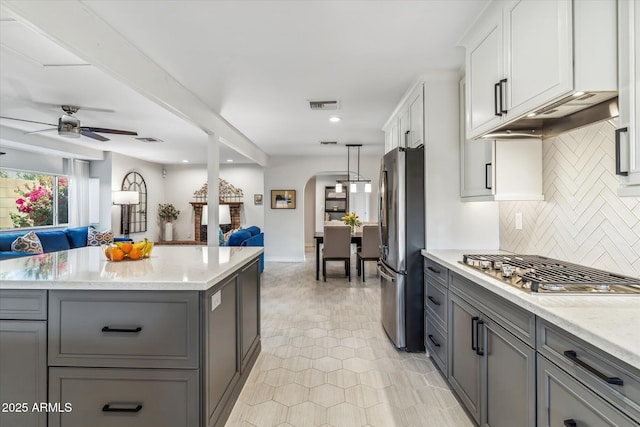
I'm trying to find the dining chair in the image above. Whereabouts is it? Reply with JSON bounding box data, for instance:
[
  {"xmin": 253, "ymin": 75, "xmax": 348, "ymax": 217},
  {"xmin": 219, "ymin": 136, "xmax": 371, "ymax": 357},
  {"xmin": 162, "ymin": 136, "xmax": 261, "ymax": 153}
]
[
  {"xmin": 322, "ymin": 225, "xmax": 352, "ymax": 282},
  {"xmin": 357, "ymin": 224, "xmax": 380, "ymax": 281}
]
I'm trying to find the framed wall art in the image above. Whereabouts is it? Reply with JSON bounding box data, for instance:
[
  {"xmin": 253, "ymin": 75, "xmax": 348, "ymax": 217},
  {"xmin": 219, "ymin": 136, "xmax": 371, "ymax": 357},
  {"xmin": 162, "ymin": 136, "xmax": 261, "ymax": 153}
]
[
  {"xmin": 254, "ymin": 194, "xmax": 263, "ymax": 205},
  {"xmin": 271, "ymin": 190, "xmax": 296, "ymax": 209}
]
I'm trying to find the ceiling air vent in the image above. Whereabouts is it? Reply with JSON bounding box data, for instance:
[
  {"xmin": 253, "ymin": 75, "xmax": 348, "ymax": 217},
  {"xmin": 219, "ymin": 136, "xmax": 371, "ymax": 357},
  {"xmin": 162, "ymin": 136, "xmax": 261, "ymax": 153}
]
[
  {"xmin": 135, "ymin": 137, "xmax": 163, "ymax": 143},
  {"xmin": 320, "ymin": 141, "xmax": 337, "ymax": 145},
  {"xmin": 309, "ymin": 100, "xmax": 339, "ymax": 110}
]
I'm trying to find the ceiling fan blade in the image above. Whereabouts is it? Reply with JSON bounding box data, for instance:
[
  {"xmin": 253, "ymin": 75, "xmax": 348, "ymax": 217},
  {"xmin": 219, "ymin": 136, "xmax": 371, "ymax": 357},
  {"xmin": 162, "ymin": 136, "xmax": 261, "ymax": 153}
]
[
  {"xmin": 0, "ymin": 116, "xmax": 57, "ymax": 127},
  {"xmin": 80, "ymin": 129, "xmax": 110, "ymax": 142},
  {"xmin": 33, "ymin": 102, "xmax": 116, "ymax": 114},
  {"xmin": 81, "ymin": 126, "xmax": 138, "ymax": 136},
  {"xmin": 24, "ymin": 127, "xmax": 57, "ymax": 135}
]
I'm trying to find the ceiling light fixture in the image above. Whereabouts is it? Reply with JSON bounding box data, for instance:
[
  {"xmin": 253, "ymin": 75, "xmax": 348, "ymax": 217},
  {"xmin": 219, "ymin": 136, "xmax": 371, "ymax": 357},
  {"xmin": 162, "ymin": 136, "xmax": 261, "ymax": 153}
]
[
  {"xmin": 226, "ymin": 159, "xmax": 234, "ymax": 162},
  {"xmin": 336, "ymin": 144, "xmax": 371, "ymax": 193},
  {"xmin": 329, "ymin": 116, "xmax": 341, "ymax": 123},
  {"xmin": 182, "ymin": 159, "xmax": 189, "ymax": 163}
]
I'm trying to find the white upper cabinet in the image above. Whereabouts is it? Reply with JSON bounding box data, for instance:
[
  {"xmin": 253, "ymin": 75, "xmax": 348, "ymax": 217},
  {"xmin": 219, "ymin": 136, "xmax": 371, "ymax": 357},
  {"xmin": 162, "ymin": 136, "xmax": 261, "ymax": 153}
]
[
  {"xmin": 617, "ymin": 0, "xmax": 640, "ymax": 195},
  {"xmin": 462, "ymin": 0, "xmax": 616, "ymax": 140},
  {"xmin": 503, "ymin": 0, "xmax": 573, "ymax": 117},
  {"xmin": 383, "ymin": 82, "xmax": 424, "ymax": 153}
]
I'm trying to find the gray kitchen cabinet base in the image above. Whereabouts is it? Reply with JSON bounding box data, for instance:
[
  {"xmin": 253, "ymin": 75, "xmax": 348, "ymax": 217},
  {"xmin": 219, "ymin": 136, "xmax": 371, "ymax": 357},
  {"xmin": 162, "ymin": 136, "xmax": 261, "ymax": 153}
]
[
  {"xmin": 537, "ymin": 355, "xmax": 636, "ymax": 427},
  {"xmin": 0, "ymin": 320, "xmax": 47, "ymax": 427},
  {"xmin": 48, "ymin": 367, "xmax": 199, "ymax": 427}
]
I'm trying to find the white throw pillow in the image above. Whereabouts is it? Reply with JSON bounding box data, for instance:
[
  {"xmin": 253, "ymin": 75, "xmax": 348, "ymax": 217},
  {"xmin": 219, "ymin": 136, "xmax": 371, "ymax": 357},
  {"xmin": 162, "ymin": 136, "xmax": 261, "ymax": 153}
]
[{"xmin": 87, "ymin": 228, "xmax": 114, "ymax": 246}]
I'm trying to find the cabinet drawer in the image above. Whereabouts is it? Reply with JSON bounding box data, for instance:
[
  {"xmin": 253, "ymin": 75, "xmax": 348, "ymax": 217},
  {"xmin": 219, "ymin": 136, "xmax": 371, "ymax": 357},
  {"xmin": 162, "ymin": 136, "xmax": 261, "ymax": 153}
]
[
  {"xmin": 48, "ymin": 367, "xmax": 199, "ymax": 427},
  {"xmin": 425, "ymin": 316, "xmax": 447, "ymax": 376},
  {"xmin": 0, "ymin": 290, "xmax": 47, "ymax": 320},
  {"xmin": 537, "ymin": 355, "xmax": 636, "ymax": 427},
  {"xmin": 49, "ymin": 291, "xmax": 199, "ymax": 369},
  {"xmin": 450, "ymin": 272, "xmax": 535, "ymax": 348},
  {"xmin": 424, "ymin": 258, "xmax": 448, "ymax": 286},
  {"xmin": 538, "ymin": 320, "xmax": 640, "ymax": 423},
  {"xmin": 425, "ymin": 277, "xmax": 447, "ymax": 331}
]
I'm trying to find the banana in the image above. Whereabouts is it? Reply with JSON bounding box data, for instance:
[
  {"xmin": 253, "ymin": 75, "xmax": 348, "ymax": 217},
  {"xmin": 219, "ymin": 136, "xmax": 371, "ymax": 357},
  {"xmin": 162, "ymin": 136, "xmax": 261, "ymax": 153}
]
[{"xmin": 132, "ymin": 240, "xmax": 147, "ymax": 251}]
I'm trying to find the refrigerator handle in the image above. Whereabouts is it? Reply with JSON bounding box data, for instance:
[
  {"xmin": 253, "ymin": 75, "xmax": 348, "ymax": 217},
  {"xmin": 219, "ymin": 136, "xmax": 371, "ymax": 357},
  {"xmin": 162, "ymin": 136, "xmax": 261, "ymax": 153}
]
[
  {"xmin": 377, "ymin": 263, "xmax": 396, "ymax": 282},
  {"xmin": 379, "ymin": 168, "xmax": 389, "ymax": 258}
]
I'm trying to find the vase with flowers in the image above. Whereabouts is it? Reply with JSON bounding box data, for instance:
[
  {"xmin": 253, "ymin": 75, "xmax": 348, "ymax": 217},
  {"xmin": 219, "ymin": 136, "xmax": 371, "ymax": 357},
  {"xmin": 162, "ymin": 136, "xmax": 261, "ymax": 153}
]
[
  {"xmin": 158, "ymin": 203, "xmax": 180, "ymax": 241},
  {"xmin": 342, "ymin": 211, "xmax": 362, "ymax": 235}
]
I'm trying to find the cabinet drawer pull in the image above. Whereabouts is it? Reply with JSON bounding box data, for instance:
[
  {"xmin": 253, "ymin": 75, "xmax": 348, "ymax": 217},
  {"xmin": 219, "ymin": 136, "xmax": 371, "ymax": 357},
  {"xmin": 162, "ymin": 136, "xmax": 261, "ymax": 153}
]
[
  {"xmin": 101, "ymin": 326, "xmax": 143, "ymax": 333},
  {"xmin": 494, "ymin": 82, "xmax": 502, "ymax": 116},
  {"xmin": 102, "ymin": 403, "xmax": 143, "ymax": 413},
  {"xmin": 563, "ymin": 419, "xmax": 577, "ymax": 427},
  {"xmin": 563, "ymin": 350, "xmax": 624, "ymax": 386},
  {"xmin": 471, "ymin": 316, "xmax": 479, "ymax": 351},
  {"xmin": 499, "ymin": 78, "xmax": 508, "ymax": 114},
  {"xmin": 485, "ymin": 163, "xmax": 492, "ymax": 190},
  {"xmin": 428, "ymin": 334, "xmax": 441, "ymax": 348},
  {"xmin": 615, "ymin": 127, "xmax": 629, "ymax": 176},
  {"xmin": 475, "ymin": 319, "xmax": 484, "ymax": 356},
  {"xmin": 427, "ymin": 266, "xmax": 440, "ymax": 274},
  {"xmin": 427, "ymin": 296, "xmax": 441, "ymax": 306}
]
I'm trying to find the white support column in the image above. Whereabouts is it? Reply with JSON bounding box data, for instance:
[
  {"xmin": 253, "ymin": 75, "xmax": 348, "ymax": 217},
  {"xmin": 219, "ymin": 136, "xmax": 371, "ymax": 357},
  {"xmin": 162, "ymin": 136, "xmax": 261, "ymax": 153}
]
[{"xmin": 207, "ymin": 133, "xmax": 220, "ymax": 247}]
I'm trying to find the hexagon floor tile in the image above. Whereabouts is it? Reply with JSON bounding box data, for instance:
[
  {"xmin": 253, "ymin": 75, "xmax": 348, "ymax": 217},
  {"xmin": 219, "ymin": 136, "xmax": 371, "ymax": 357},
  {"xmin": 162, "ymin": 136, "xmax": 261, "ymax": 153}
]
[{"xmin": 224, "ymin": 250, "xmax": 473, "ymax": 427}]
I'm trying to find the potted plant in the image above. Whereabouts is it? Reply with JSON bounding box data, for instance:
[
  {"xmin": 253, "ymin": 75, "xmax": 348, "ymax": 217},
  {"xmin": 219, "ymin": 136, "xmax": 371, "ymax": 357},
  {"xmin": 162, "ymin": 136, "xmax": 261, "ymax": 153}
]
[
  {"xmin": 342, "ymin": 211, "xmax": 362, "ymax": 234},
  {"xmin": 158, "ymin": 203, "xmax": 180, "ymax": 241}
]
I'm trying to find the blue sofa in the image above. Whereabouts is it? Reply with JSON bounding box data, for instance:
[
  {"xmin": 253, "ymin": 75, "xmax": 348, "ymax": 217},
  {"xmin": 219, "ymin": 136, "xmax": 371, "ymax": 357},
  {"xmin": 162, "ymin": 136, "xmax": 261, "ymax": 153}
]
[
  {"xmin": 226, "ymin": 226, "xmax": 264, "ymax": 272},
  {"xmin": 0, "ymin": 226, "xmax": 130, "ymax": 261}
]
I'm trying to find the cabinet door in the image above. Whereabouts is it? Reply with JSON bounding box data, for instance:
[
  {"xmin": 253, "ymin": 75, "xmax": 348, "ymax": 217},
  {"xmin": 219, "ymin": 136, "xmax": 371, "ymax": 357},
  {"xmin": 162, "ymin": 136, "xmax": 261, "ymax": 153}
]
[
  {"xmin": 466, "ymin": 6, "xmax": 504, "ymax": 138},
  {"xmin": 618, "ymin": 0, "xmax": 640, "ymax": 189},
  {"xmin": 390, "ymin": 120, "xmax": 399, "ymax": 151},
  {"xmin": 399, "ymin": 107, "xmax": 410, "ymax": 148},
  {"xmin": 409, "ymin": 87, "xmax": 423, "ymax": 148},
  {"xmin": 503, "ymin": 0, "xmax": 572, "ymax": 118},
  {"xmin": 448, "ymin": 293, "xmax": 482, "ymax": 424},
  {"xmin": 240, "ymin": 259, "xmax": 260, "ymax": 371},
  {"xmin": 206, "ymin": 276, "xmax": 240, "ymax": 427},
  {"xmin": 384, "ymin": 127, "xmax": 393, "ymax": 153},
  {"xmin": 537, "ymin": 355, "xmax": 636, "ymax": 427},
  {"xmin": 0, "ymin": 321, "xmax": 47, "ymax": 427},
  {"xmin": 483, "ymin": 318, "xmax": 535, "ymax": 427}
]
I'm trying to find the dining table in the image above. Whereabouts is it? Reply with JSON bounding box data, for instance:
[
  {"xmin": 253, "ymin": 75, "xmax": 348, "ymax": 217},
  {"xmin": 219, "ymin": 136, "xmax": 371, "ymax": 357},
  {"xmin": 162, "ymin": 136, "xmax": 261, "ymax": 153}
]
[{"xmin": 313, "ymin": 231, "xmax": 362, "ymax": 280}]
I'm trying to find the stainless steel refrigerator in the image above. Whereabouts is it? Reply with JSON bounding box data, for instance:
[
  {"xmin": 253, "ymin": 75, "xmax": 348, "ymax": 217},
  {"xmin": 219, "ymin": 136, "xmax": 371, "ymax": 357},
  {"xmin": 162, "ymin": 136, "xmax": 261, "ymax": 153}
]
[{"xmin": 378, "ymin": 146, "xmax": 425, "ymax": 351}]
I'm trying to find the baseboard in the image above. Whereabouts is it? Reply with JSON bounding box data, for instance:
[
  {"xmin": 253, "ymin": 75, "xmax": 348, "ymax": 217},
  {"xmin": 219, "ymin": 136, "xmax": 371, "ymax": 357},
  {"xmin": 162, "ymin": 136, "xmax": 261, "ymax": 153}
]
[{"xmin": 265, "ymin": 257, "xmax": 306, "ymax": 263}]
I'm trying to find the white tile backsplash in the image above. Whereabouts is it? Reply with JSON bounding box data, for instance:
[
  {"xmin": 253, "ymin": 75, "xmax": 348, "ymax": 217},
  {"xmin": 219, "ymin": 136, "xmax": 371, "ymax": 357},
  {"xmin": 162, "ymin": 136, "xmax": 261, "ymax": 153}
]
[{"xmin": 499, "ymin": 120, "xmax": 640, "ymax": 277}]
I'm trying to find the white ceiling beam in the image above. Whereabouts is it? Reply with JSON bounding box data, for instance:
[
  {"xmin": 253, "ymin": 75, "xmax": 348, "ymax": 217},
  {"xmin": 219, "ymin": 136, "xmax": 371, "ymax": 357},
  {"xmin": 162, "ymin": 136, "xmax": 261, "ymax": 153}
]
[
  {"xmin": 2, "ymin": 0, "xmax": 269, "ymax": 167},
  {"xmin": 0, "ymin": 125, "xmax": 104, "ymax": 160}
]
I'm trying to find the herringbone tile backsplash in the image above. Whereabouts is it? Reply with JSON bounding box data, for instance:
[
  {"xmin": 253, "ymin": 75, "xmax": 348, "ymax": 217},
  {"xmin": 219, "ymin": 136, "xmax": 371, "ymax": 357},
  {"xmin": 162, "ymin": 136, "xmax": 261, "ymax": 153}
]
[{"xmin": 499, "ymin": 120, "xmax": 640, "ymax": 277}]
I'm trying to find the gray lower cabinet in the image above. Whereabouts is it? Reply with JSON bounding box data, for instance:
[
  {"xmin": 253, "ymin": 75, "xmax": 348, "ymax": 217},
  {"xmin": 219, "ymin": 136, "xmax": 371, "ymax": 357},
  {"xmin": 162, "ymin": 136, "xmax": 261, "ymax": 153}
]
[
  {"xmin": 48, "ymin": 367, "xmax": 199, "ymax": 427},
  {"xmin": 240, "ymin": 259, "xmax": 260, "ymax": 370},
  {"xmin": 537, "ymin": 355, "xmax": 636, "ymax": 427},
  {"xmin": 0, "ymin": 320, "xmax": 47, "ymax": 427},
  {"xmin": 449, "ymin": 274, "xmax": 535, "ymax": 427},
  {"xmin": 205, "ymin": 273, "xmax": 241, "ymax": 427}
]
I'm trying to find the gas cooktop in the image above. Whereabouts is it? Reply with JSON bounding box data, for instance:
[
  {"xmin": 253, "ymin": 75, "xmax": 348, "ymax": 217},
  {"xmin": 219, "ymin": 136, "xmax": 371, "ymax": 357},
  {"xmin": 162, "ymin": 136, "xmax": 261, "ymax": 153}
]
[{"xmin": 461, "ymin": 254, "xmax": 640, "ymax": 294}]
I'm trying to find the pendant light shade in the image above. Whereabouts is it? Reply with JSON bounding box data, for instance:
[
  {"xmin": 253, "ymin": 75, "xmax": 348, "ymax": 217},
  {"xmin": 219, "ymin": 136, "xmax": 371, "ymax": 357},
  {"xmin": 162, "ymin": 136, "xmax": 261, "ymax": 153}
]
[
  {"xmin": 335, "ymin": 182, "xmax": 342, "ymax": 193},
  {"xmin": 350, "ymin": 182, "xmax": 357, "ymax": 193},
  {"xmin": 364, "ymin": 182, "xmax": 372, "ymax": 193}
]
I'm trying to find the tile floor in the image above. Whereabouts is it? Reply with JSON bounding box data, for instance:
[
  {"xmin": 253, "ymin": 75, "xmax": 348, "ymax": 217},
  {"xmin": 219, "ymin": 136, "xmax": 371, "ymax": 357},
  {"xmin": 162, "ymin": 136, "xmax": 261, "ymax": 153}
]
[{"xmin": 225, "ymin": 251, "xmax": 474, "ymax": 427}]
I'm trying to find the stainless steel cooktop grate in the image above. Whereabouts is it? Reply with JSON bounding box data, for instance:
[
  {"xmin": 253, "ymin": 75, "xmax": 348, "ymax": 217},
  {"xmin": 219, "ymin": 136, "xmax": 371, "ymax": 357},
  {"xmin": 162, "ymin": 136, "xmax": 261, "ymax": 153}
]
[{"xmin": 461, "ymin": 254, "xmax": 640, "ymax": 294}]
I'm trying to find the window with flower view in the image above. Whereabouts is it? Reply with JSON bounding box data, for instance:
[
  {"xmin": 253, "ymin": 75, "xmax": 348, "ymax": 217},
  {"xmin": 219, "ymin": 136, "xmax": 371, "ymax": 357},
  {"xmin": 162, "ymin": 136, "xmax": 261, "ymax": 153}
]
[{"xmin": 0, "ymin": 169, "xmax": 68, "ymax": 230}]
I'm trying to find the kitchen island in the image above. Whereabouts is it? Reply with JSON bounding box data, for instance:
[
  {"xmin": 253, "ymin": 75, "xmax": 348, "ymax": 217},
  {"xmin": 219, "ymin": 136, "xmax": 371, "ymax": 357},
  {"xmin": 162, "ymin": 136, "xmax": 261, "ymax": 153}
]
[
  {"xmin": 0, "ymin": 245, "xmax": 263, "ymax": 427},
  {"xmin": 422, "ymin": 249, "xmax": 640, "ymax": 427}
]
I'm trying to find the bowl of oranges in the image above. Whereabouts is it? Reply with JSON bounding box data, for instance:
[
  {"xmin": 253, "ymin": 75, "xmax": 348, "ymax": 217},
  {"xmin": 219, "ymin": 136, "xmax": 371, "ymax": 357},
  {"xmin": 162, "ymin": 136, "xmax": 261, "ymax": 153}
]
[{"xmin": 104, "ymin": 239, "xmax": 153, "ymax": 262}]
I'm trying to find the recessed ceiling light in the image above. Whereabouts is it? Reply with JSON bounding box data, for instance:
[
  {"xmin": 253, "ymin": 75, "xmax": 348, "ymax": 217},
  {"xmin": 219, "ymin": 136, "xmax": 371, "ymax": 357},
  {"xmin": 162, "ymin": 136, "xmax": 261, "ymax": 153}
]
[
  {"xmin": 182, "ymin": 159, "xmax": 189, "ymax": 163},
  {"xmin": 527, "ymin": 113, "xmax": 537, "ymax": 118},
  {"xmin": 329, "ymin": 116, "xmax": 341, "ymax": 123},
  {"xmin": 226, "ymin": 159, "xmax": 234, "ymax": 163},
  {"xmin": 573, "ymin": 91, "xmax": 585, "ymax": 97}
]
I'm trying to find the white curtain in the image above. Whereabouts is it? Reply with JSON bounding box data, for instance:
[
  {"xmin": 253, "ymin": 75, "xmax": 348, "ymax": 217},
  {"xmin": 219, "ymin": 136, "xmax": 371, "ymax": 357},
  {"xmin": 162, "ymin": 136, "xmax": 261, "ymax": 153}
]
[{"xmin": 66, "ymin": 159, "xmax": 90, "ymax": 227}]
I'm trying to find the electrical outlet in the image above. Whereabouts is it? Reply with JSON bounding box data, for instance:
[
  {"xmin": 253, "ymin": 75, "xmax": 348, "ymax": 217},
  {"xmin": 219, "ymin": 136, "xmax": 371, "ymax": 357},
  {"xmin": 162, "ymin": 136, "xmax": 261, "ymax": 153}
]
[
  {"xmin": 210, "ymin": 291, "xmax": 221, "ymax": 311},
  {"xmin": 515, "ymin": 212, "xmax": 523, "ymax": 230}
]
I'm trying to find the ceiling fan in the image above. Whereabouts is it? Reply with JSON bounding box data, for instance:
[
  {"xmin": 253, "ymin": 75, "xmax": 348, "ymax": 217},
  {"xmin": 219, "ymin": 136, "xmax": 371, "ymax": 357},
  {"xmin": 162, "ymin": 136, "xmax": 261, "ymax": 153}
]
[{"xmin": 0, "ymin": 105, "xmax": 138, "ymax": 141}]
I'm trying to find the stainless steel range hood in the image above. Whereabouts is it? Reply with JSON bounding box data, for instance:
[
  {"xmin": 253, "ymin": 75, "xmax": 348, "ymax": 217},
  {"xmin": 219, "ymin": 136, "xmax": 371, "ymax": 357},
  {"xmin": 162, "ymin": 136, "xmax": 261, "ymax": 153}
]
[{"xmin": 480, "ymin": 94, "xmax": 619, "ymax": 140}]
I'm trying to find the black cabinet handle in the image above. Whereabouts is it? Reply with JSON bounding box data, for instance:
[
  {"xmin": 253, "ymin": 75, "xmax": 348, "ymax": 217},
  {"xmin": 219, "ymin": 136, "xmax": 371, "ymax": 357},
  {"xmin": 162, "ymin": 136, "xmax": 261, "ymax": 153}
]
[
  {"xmin": 563, "ymin": 350, "xmax": 624, "ymax": 386},
  {"xmin": 405, "ymin": 130, "xmax": 410, "ymax": 146},
  {"xmin": 428, "ymin": 334, "xmax": 441, "ymax": 348},
  {"xmin": 563, "ymin": 419, "xmax": 577, "ymax": 427},
  {"xmin": 101, "ymin": 326, "xmax": 142, "ymax": 333},
  {"xmin": 427, "ymin": 266, "xmax": 440, "ymax": 274},
  {"xmin": 500, "ymin": 79, "xmax": 508, "ymax": 114},
  {"xmin": 615, "ymin": 127, "xmax": 629, "ymax": 176},
  {"xmin": 471, "ymin": 316, "xmax": 479, "ymax": 351},
  {"xmin": 485, "ymin": 163, "xmax": 492, "ymax": 190},
  {"xmin": 427, "ymin": 296, "xmax": 441, "ymax": 306},
  {"xmin": 475, "ymin": 320, "xmax": 484, "ymax": 356},
  {"xmin": 494, "ymin": 82, "xmax": 502, "ymax": 116},
  {"xmin": 102, "ymin": 403, "xmax": 143, "ymax": 413}
]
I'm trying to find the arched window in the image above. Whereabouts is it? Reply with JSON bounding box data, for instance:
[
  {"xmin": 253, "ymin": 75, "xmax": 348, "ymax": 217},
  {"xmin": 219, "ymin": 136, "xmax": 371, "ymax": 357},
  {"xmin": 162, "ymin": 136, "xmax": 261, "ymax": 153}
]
[{"xmin": 121, "ymin": 172, "xmax": 147, "ymax": 233}]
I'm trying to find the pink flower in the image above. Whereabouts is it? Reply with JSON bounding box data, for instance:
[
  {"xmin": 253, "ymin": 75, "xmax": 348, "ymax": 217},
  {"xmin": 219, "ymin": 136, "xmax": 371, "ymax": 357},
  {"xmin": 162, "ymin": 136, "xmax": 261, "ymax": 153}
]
[{"xmin": 16, "ymin": 198, "xmax": 24, "ymax": 205}]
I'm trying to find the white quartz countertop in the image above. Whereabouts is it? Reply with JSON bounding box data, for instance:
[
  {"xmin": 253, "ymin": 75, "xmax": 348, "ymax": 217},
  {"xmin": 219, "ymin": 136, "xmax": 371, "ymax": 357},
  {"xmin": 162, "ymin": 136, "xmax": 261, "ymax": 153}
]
[
  {"xmin": 0, "ymin": 246, "xmax": 263, "ymax": 291},
  {"xmin": 422, "ymin": 249, "xmax": 640, "ymax": 370}
]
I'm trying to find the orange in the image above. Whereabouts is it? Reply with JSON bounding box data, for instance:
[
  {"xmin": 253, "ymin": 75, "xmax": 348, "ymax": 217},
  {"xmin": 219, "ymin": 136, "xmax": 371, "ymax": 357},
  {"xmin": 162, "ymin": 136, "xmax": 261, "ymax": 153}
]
[
  {"xmin": 110, "ymin": 248, "xmax": 125, "ymax": 261},
  {"xmin": 128, "ymin": 247, "xmax": 142, "ymax": 260},
  {"xmin": 120, "ymin": 242, "xmax": 133, "ymax": 254},
  {"xmin": 104, "ymin": 246, "xmax": 113, "ymax": 260}
]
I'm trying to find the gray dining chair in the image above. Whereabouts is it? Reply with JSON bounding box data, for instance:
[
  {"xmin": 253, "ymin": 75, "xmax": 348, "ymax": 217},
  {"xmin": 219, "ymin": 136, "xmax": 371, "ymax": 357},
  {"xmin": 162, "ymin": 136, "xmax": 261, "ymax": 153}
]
[
  {"xmin": 357, "ymin": 225, "xmax": 380, "ymax": 281},
  {"xmin": 322, "ymin": 225, "xmax": 352, "ymax": 282}
]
